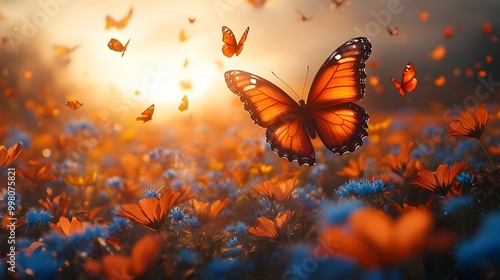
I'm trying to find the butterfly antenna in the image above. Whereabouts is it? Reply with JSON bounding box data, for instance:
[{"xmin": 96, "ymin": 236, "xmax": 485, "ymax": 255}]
[
  {"xmin": 302, "ymin": 66, "xmax": 309, "ymax": 100},
  {"xmin": 271, "ymin": 71, "xmax": 301, "ymax": 100}
]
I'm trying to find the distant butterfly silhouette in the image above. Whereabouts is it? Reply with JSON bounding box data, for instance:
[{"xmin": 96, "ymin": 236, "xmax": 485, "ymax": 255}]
[
  {"xmin": 391, "ymin": 62, "xmax": 417, "ymax": 96},
  {"xmin": 297, "ymin": 10, "xmax": 312, "ymax": 21},
  {"xmin": 178, "ymin": 95, "xmax": 188, "ymax": 112},
  {"xmin": 387, "ymin": 26, "xmax": 399, "ymax": 36},
  {"xmin": 105, "ymin": 8, "xmax": 133, "ymax": 30},
  {"xmin": 188, "ymin": 17, "xmax": 195, "ymax": 24},
  {"xmin": 136, "ymin": 104, "xmax": 154, "ymax": 123},
  {"xmin": 107, "ymin": 38, "xmax": 130, "ymax": 57},
  {"xmin": 225, "ymin": 37, "xmax": 372, "ymax": 166},
  {"xmin": 222, "ymin": 26, "xmax": 249, "ymax": 58},
  {"xmin": 66, "ymin": 100, "xmax": 83, "ymax": 110}
]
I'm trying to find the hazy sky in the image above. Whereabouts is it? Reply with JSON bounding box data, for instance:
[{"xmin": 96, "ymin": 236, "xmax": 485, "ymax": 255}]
[{"xmin": 1, "ymin": 0, "xmax": 499, "ymax": 124}]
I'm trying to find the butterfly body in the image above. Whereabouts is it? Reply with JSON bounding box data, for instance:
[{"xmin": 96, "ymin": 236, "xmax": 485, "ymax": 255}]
[{"xmin": 225, "ymin": 37, "xmax": 371, "ymax": 166}]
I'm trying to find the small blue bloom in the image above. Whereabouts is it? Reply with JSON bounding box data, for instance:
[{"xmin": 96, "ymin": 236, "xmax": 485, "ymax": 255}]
[
  {"xmin": 148, "ymin": 147, "xmax": 181, "ymax": 163},
  {"xmin": 310, "ymin": 163, "xmax": 327, "ymax": 180},
  {"xmin": 224, "ymin": 221, "xmax": 248, "ymax": 234},
  {"xmin": 143, "ymin": 186, "xmax": 163, "ymax": 198},
  {"xmin": 162, "ymin": 168, "xmax": 178, "ymax": 179},
  {"xmin": 336, "ymin": 178, "xmax": 388, "ymax": 198},
  {"xmin": 321, "ymin": 200, "xmax": 363, "ymax": 224},
  {"xmin": 456, "ymin": 172, "xmax": 475, "ymax": 185},
  {"xmin": 63, "ymin": 118, "xmax": 97, "ymax": 136},
  {"xmin": 26, "ymin": 209, "xmax": 52, "ymax": 228},
  {"xmin": 106, "ymin": 214, "xmax": 129, "ymax": 235},
  {"xmin": 442, "ymin": 195, "xmax": 475, "ymax": 214},
  {"xmin": 105, "ymin": 176, "xmax": 124, "ymax": 191},
  {"xmin": 226, "ymin": 236, "xmax": 239, "ymax": 248},
  {"xmin": 201, "ymin": 257, "xmax": 254, "ymax": 280},
  {"xmin": 179, "ymin": 248, "xmax": 198, "ymax": 265},
  {"xmin": 293, "ymin": 184, "xmax": 322, "ymax": 208},
  {"xmin": 186, "ymin": 216, "xmax": 202, "ymax": 229},
  {"xmin": 7, "ymin": 127, "xmax": 31, "ymax": 149},
  {"xmin": 17, "ymin": 249, "xmax": 59, "ymax": 280}
]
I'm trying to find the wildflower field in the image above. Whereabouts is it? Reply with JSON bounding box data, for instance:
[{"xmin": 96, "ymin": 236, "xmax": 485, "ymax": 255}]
[{"xmin": 1, "ymin": 0, "xmax": 500, "ymax": 279}]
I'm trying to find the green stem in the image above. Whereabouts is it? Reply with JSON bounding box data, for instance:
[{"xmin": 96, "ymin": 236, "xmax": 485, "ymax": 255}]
[{"xmin": 476, "ymin": 138, "xmax": 495, "ymax": 167}]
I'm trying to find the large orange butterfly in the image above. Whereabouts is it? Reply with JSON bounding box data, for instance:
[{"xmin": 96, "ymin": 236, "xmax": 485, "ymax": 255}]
[
  {"xmin": 225, "ymin": 37, "xmax": 372, "ymax": 166},
  {"xmin": 136, "ymin": 104, "xmax": 154, "ymax": 123},
  {"xmin": 391, "ymin": 62, "xmax": 417, "ymax": 96},
  {"xmin": 222, "ymin": 26, "xmax": 249, "ymax": 58}
]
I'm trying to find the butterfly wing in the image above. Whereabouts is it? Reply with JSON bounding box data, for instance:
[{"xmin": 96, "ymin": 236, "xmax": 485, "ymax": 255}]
[
  {"xmin": 225, "ymin": 70, "xmax": 316, "ymax": 165},
  {"xmin": 222, "ymin": 26, "xmax": 238, "ymax": 57},
  {"xmin": 307, "ymin": 37, "xmax": 372, "ymax": 108},
  {"xmin": 178, "ymin": 95, "xmax": 188, "ymax": 112},
  {"xmin": 136, "ymin": 104, "xmax": 154, "ymax": 123},
  {"xmin": 390, "ymin": 78, "xmax": 405, "ymax": 96},
  {"xmin": 235, "ymin": 27, "xmax": 249, "ymax": 56},
  {"xmin": 309, "ymin": 103, "xmax": 369, "ymax": 155},
  {"xmin": 401, "ymin": 62, "xmax": 417, "ymax": 93},
  {"xmin": 116, "ymin": 8, "xmax": 133, "ymax": 29},
  {"xmin": 306, "ymin": 37, "xmax": 371, "ymax": 155}
]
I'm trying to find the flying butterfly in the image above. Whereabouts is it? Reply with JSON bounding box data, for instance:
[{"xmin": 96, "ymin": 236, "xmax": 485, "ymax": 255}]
[
  {"xmin": 178, "ymin": 95, "xmax": 189, "ymax": 112},
  {"xmin": 188, "ymin": 17, "xmax": 195, "ymax": 24},
  {"xmin": 391, "ymin": 62, "xmax": 417, "ymax": 96},
  {"xmin": 107, "ymin": 38, "xmax": 130, "ymax": 57},
  {"xmin": 105, "ymin": 8, "xmax": 133, "ymax": 29},
  {"xmin": 225, "ymin": 37, "xmax": 372, "ymax": 166},
  {"xmin": 222, "ymin": 26, "xmax": 249, "ymax": 58},
  {"xmin": 387, "ymin": 26, "xmax": 399, "ymax": 36},
  {"xmin": 297, "ymin": 10, "xmax": 312, "ymax": 21},
  {"xmin": 66, "ymin": 100, "xmax": 83, "ymax": 110},
  {"xmin": 136, "ymin": 104, "xmax": 154, "ymax": 123}
]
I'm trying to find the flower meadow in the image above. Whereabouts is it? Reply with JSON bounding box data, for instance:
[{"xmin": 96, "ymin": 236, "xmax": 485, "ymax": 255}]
[{"xmin": 1, "ymin": 1, "xmax": 500, "ymax": 280}]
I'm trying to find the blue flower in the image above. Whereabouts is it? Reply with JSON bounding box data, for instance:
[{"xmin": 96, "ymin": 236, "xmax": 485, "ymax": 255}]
[
  {"xmin": 26, "ymin": 209, "xmax": 52, "ymax": 229},
  {"xmin": 310, "ymin": 163, "xmax": 327, "ymax": 180},
  {"xmin": 321, "ymin": 200, "xmax": 363, "ymax": 224},
  {"xmin": 17, "ymin": 249, "xmax": 59, "ymax": 280},
  {"xmin": 201, "ymin": 257, "xmax": 254, "ymax": 280},
  {"xmin": 143, "ymin": 186, "xmax": 163, "ymax": 198},
  {"xmin": 162, "ymin": 168, "xmax": 178, "ymax": 179},
  {"xmin": 105, "ymin": 176, "xmax": 124, "ymax": 191},
  {"xmin": 186, "ymin": 216, "xmax": 202, "ymax": 229},
  {"xmin": 336, "ymin": 178, "xmax": 388, "ymax": 198},
  {"xmin": 63, "ymin": 118, "xmax": 97, "ymax": 136},
  {"xmin": 6, "ymin": 127, "xmax": 31, "ymax": 149},
  {"xmin": 179, "ymin": 248, "xmax": 199, "ymax": 265},
  {"xmin": 293, "ymin": 184, "xmax": 322, "ymax": 208},
  {"xmin": 456, "ymin": 212, "xmax": 500, "ymax": 266},
  {"xmin": 148, "ymin": 147, "xmax": 181, "ymax": 163},
  {"xmin": 226, "ymin": 236, "xmax": 239, "ymax": 248},
  {"xmin": 456, "ymin": 172, "xmax": 475, "ymax": 185},
  {"xmin": 106, "ymin": 214, "xmax": 129, "ymax": 235},
  {"xmin": 224, "ymin": 221, "xmax": 247, "ymax": 234},
  {"xmin": 442, "ymin": 195, "xmax": 475, "ymax": 214}
]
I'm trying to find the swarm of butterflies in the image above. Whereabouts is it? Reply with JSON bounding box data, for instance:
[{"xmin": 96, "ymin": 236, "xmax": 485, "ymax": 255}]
[{"xmin": 59, "ymin": 5, "xmax": 427, "ymax": 167}]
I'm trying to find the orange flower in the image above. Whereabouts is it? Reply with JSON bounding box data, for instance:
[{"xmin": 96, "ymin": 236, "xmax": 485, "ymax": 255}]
[
  {"xmin": 85, "ymin": 234, "xmax": 163, "ymax": 279},
  {"xmin": 248, "ymin": 210, "xmax": 292, "ymax": 240},
  {"xmin": 19, "ymin": 160, "xmax": 57, "ymax": 186},
  {"xmin": 378, "ymin": 143, "xmax": 422, "ymax": 179},
  {"xmin": 411, "ymin": 162, "xmax": 465, "ymax": 197},
  {"xmin": 116, "ymin": 188, "xmax": 180, "ymax": 232},
  {"xmin": 337, "ymin": 154, "xmax": 365, "ymax": 178},
  {"xmin": 39, "ymin": 195, "xmax": 71, "ymax": 218},
  {"xmin": 318, "ymin": 208, "xmax": 433, "ymax": 268},
  {"xmin": 0, "ymin": 142, "xmax": 23, "ymax": 167},
  {"xmin": 190, "ymin": 198, "xmax": 231, "ymax": 224},
  {"xmin": 50, "ymin": 216, "xmax": 92, "ymax": 236},
  {"xmin": 252, "ymin": 178, "xmax": 295, "ymax": 201},
  {"xmin": 447, "ymin": 103, "xmax": 490, "ymax": 139}
]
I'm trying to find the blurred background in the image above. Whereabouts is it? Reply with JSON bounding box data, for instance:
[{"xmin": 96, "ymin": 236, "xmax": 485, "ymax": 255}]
[{"xmin": 0, "ymin": 0, "xmax": 499, "ymax": 159}]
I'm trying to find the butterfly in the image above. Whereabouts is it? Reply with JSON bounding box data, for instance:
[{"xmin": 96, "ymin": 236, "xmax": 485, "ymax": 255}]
[
  {"xmin": 331, "ymin": 0, "xmax": 349, "ymax": 9},
  {"xmin": 65, "ymin": 100, "xmax": 83, "ymax": 110},
  {"xmin": 136, "ymin": 104, "xmax": 154, "ymax": 123},
  {"xmin": 391, "ymin": 62, "xmax": 417, "ymax": 96},
  {"xmin": 180, "ymin": 79, "xmax": 192, "ymax": 91},
  {"xmin": 387, "ymin": 26, "xmax": 399, "ymax": 36},
  {"xmin": 107, "ymin": 38, "xmax": 130, "ymax": 57},
  {"xmin": 225, "ymin": 37, "xmax": 372, "ymax": 166},
  {"xmin": 188, "ymin": 17, "xmax": 195, "ymax": 24},
  {"xmin": 179, "ymin": 29, "xmax": 189, "ymax": 42},
  {"xmin": 297, "ymin": 10, "xmax": 312, "ymax": 21},
  {"xmin": 222, "ymin": 26, "xmax": 249, "ymax": 58},
  {"xmin": 105, "ymin": 8, "xmax": 133, "ymax": 29},
  {"xmin": 178, "ymin": 95, "xmax": 188, "ymax": 112}
]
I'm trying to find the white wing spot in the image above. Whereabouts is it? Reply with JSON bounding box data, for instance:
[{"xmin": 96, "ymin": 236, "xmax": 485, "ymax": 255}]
[
  {"xmin": 250, "ymin": 78, "xmax": 257, "ymax": 84},
  {"xmin": 334, "ymin": 54, "xmax": 342, "ymax": 60}
]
